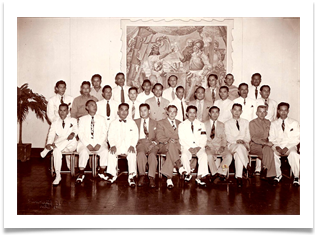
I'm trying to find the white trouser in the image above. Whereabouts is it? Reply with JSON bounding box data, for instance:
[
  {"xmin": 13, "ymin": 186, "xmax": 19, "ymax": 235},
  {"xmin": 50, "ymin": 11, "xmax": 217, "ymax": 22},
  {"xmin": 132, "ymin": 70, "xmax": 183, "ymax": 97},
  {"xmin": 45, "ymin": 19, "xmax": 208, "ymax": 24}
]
[
  {"xmin": 273, "ymin": 147, "xmax": 300, "ymax": 178},
  {"xmin": 77, "ymin": 142, "xmax": 109, "ymax": 169},
  {"xmin": 52, "ymin": 139, "xmax": 77, "ymax": 173},
  {"xmin": 181, "ymin": 147, "xmax": 209, "ymax": 178},
  {"xmin": 106, "ymin": 145, "xmax": 137, "ymax": 178},
  {"xmin": 208, "ymin": 152, "xmax": 232, "ymax": 176},
  {"xmin": 228, "ymin": 143, "xmax": 249, "ymax": 178}
]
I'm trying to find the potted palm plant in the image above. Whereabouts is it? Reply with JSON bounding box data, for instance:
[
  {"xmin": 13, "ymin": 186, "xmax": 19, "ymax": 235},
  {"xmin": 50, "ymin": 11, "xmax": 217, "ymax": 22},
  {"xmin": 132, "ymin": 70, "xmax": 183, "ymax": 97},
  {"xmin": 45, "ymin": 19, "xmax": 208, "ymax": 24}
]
[{"xmin": 17, "ymin": 83, "xmax": 49, "ymax": 162}]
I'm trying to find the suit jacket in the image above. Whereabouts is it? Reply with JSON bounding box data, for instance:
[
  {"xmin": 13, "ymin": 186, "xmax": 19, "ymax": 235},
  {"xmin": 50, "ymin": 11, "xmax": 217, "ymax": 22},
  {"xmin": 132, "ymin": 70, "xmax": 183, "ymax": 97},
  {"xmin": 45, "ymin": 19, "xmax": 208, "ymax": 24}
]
[
  {"xmin": 205, "ymin": 87, "xmax": 220, "ymax": 104},
  {"xmin": 96, "ymin": 99, "xmax": 120, "ymax": 125},
  {"xmin": 135, "ymin": 118, "xmax": 157, "ymax": 142},
  {"xmin": 178, "ymin": 119, "xmax": 207, "ymax": 149},
  {"xmin": 47, "ymin": 94, "xmax": 73, "ymax": 123},
  {"xmin": 189, "ymin": 99, "xmax": 213, "ymax": 123},
  {"xmin": 47, "ymin": 117, "xmax": 78, "ymax": 145},
  {"xmin": 145, "ymin": 96, "xmax": 170, "ymax": 121},
  {"xmin": 156, "ymin": 118, "xmax": 181, "ymax": 143},
  {"xmin": 204, "ymin": 119, "xmax": 227, "ymax": 149}
]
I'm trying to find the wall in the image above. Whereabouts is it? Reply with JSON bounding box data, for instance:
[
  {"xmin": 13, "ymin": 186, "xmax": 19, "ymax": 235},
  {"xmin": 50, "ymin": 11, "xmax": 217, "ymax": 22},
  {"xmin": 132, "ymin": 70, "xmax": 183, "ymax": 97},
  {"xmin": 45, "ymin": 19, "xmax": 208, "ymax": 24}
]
[{"xmin": 17, "ymin": 17, "xmax": 300, "ymax": 147}]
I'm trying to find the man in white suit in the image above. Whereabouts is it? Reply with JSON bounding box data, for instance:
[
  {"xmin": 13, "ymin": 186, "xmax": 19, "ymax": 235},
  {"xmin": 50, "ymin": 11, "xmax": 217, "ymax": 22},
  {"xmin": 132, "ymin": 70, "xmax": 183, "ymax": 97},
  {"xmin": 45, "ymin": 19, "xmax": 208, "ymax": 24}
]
[
  {"xmin": 249, "ymin": 73, "xmax": 262, "ymax": 100},
  {"xmin": 269, "ymin": 102, "xmax": 300, "ymax": 186},
  {"xmin": 214, "ymin": 86, "xmax": 234, "ymax": 123},
  {"xmin": 178, "ymin": 105, "xmax": 209, "ymax": 187},
  {"xmin": 112, "ymin": 72, "xmax": 130, "ymax": 103},
  {"xmin": 107, "ymin": 103, "xmax": 139, "ymax": 187},
  {"xmin": 76, "ymin": 100, "xmax": 109, "ymax": 183},
  {"xmin": 41, "ymin": 103, "xmax": 78, "ymax": 185},
  {"xmin": 162, "ymin": 75, "xmax": 178, "ymax": 102},
  {"xmin": 233, "ymin": 83, "xmax": 256, "ymax": 122}
]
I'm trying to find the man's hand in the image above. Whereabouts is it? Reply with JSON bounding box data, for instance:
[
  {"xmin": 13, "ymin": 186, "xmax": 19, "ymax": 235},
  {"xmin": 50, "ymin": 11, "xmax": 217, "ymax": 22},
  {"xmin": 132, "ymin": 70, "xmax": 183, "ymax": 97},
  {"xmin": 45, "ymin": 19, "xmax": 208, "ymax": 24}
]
[
  {"xmin": 236, "ymin": 140, "xmax": 245, "ymax": 144},
  {"xmin": 188, "ymin": 148, "xmax": 196, "ymax": 154},
  {"xmin": 45, "ymin": 144, "xmax": 53, "ymax": 150},
  {"xmin": 128, "ymin": 146, "xmax": 135, "ymax": 153},
  {"xmin": 266, "ymin": 141, "xmax": 273, "ymax": 147},
  {"xmin": 87, "ymin": 144, "xmax": 94, "ymax": 152},
  {"xmin": 94, "ymin": 144, "xmax": 101, "ymax": 151},
  {"xmin": 67, "ymin": 132, "xmax": 75, "ymax": 140},
  {"xmin": 218, "ymin": 146, "xmax": 225, "ymax": 154},
  {"xmin": 281, "ymin": 147, "xmax": 289, "ymax": 155},
  {"xmin": 194, "ymin": 147, "xmax": 201, "ymax": 154},
  {"xmin": 110, "ymin": 146, "xmax": 117, "ymax": 154},
  {"xmin": 275, "ymin": 146, "xmax": 283, "ymax": 155}
]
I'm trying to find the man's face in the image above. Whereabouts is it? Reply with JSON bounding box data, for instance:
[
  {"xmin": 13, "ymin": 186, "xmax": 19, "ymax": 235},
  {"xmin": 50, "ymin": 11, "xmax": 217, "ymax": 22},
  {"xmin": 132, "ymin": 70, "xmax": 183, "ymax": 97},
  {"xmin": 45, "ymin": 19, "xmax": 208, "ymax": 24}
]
[
  {"xmin": 56, "ymin": 84, "xmax": 66, "ymax": 96},
  {"xmin": 208, "ymin": 76, "xmax": 217, "ymax": 88},
  {"xmin": 225, "ymin": 75, "xmax": 234, "ymax": 86},
  {"xmin": 152, "ymin": 47, "xmax": 159, "ymax": 55},
  {"xmin": 278, "ymin": 105, "xmax": 289, "ymax": 120},
  {"xmin": 239, "ymin": 85, "xmax": 248, "ymax": 98},
  {"xmin": 209, "ymin": 108, "xmax": 219, "ymax": 121},
  {"xmin": 252, "ymin": 75, "xmax": 261, "ymax": 87},
  {"xmin": 231, "ymin": 106, "xmax": 242, "ymax": 119},
  {"xmin": 115, "ymin": 74, "xmax": 125, "ymax": 87},
  {"xmin": 219, "ymin": 88, "xmax": 229, "ymax": 100},
  {"xmin": 168, "ymin": 76, "xmax": 177, "ymax": 88},
  {"xmin": 142, "ymin": 82, "xmax": 151, "ymax": 92},
  {"xmin": 187, "ymin": 108, "xmax": 197, "ymax": 122},
  {"xmin": 153, "ymin": 85, "xmax": 163, "ymax": 97},
  {"xmin": 91, "ymin": 77, "xmax": 101, "ymax": 88},
  {"xmin": 256, "ymin": 107, "xmax": 267, "ymax": 120},
  {"xmin": 117, "ymin": 105, "xmax": 129, "ymax": 120},
  {"xmin": 58, "ymin": 106, "xmax": 69, "ymax": 120},
  {"xmin": 103, "ymin": 88, "xmax": 112, "ymax": 100},
  {"xmin": 167, "ymin": 107, "xmax": 177, "ymax": 120},
  {"xmin": 195, "ymin": 88, "xmax": 205, "ymax": 100},
  {"xmin": 86, "ymin": 101, "xmax": 97, "ymax": 114},
  {"xmin": 260, "ymin": 87, "xmax": 270, "ymax": 99},
  {"xmin": 81, "ymin": 84, "xmax": 91, "ymax": 96},
  {"xmin": 140, "ymin": 106, "xmax": 150, "ymax": 119},
  {"xmin": 128, "ymin": 89, "xmax": 138, "ymax": 102},
  {"xmin": 176, "ymin": 88, "xmax": 184, "ymax": 100}
]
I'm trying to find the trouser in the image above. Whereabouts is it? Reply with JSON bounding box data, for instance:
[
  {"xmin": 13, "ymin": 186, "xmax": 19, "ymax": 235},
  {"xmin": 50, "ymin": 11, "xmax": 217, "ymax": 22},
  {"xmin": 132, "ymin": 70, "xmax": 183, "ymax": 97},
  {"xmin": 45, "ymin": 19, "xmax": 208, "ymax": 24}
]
[
  {"xmin": 160, "ymin": 142, "xmax": 182, "ymax": 179},
  {"xmin": 136, "ymin": 139, "xmax": 159, "ymax": 178},
  {"xmin": 181, "ymin": 147, "xmax": 209, "ymax": 178},
  {"xmin": 206, "ymin": 148, "xmax": 232, "ymax": 176},
  {"xmin": 52, "ymin": 139, "xmax": 77, "ymax": 173},
  {"xmin": 107, "ymin": 145, "xmax": 137, "ymax": 179},
  {"xmin": 273, "ymin": 146, "xmax": 300, "ymax": 178},
  {"xmin": 250, "ymin": 143, "xmax": 276, "ymax": 177},
  {"xmin": 77, "ymin": 142, "xmax": 108, "ymax": 169},
  {"xmin": 228, "ymin": 143, "xmax": 249, "ymax": 178}
]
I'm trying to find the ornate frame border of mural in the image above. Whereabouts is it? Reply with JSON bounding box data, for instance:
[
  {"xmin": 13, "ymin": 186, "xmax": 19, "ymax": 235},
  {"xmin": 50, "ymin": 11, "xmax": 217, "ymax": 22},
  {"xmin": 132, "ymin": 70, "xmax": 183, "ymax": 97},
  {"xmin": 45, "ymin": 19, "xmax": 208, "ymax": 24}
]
[{"xmin": 121, "ymin": 18, "xmax": 234, "ymax": 100}]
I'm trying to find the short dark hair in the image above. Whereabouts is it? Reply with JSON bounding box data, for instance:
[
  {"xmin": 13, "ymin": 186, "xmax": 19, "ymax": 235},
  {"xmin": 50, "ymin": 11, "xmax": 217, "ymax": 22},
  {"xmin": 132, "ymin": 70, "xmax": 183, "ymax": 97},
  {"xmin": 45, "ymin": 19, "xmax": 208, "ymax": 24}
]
[
  {"xmin": 91, "ymin": 74, "xmax": 102, "ymax": 81},
  {"xmin": 118, "ymin": 102, "xmax": 129, "ymax": 110},
  {"xmin": 85, "ymin": 99, "xmax": 96, "ymax": 106},
  {"xmin": 102, "ymin": 85, "xmax": 112, "ymax": 93},
  {"xmin": 59, "ymin": 103, "xmax": 69, "ymax": 110},
  {"xmin": 152, "ymin": 83, "xmax": 163, "ymax": 91},
  {"xmin": 186, "ymin": 105, "xmax": 197, "ymax": 113},
  {"xmin": 208, "ymin": 106, "xmax": 220, "ymax": 113},
  {"xmin": 219, "ymin": 86, "xmax": 229, "ymax": 92},
  {"xmin": 55, "ymin": 80, "xmax": 66, "ymax": 88},
  {"xmin": 129, "ymin": 87, "xmax": 138, "ymax": 93},
  {"xmin": 195, "ymin": 86, "xmax": 205, "ymax": 93},
  {"xmin": 167, "ymin": 104, "xmax": 178, "ymax": 112},
  {"xmin": 168, "ymin": 75, "xmax": 178, "ymax": 86},
  {"xmin": 81, "ymin": 81, "xmax": 91, "ymax": 87},
  {"xmin": 142, "ymin": 79, "xmax": 151, "ymax": 87},
  {"xmin": 257, "ymin": 105, "xmax": 267, "ymax": 112},
  {"xmin": 238, "ymin": 83, "xmax": 248, "ymax": 90},
  {"xmin": 115, "ymin": 72, "xmax": 125, "ymax": 78},
  {"xmin": 208, "ymin": 73, "xmax": 218, "ymax": 80},
  {"xmin": 176, "ymin": 86, "xmax": 184, "ymax": 92},
  {"xmin": 225, "ymin": 73, "xmax": 234, "ymax": 79},
  {"xmin": 260, "ymin": 85, "xmax": 271, "ymax": 92},
  {"xmin": 232, "ymin": 103, "xmax": 242, "ymax": 110},
  {"xmin": 139, "ymin": 103, "xmax": 150, "ymax": 111},
  {"xmin": 277, "ymin": 102, "xmax": 290, "ymax": 110},
  {"xmin": 252, "ymin": 73, "xmax": 262, "ymax": 79}
]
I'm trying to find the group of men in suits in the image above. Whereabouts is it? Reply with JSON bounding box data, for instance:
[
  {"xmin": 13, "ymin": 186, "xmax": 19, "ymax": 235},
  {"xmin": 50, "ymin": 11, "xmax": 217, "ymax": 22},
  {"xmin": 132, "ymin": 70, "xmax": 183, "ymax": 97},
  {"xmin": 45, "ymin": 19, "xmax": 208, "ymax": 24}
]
[{"xmin": 41, "ymin": 72, "xmax": 300, "ymax": 189}]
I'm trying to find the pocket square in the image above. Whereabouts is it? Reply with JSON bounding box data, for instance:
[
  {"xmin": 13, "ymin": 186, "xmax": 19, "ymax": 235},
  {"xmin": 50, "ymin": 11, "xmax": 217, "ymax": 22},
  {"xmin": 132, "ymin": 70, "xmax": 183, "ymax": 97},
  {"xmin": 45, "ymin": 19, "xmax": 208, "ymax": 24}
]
[
  {"xmin": 70, "ymin": 124, "xmax": 73, "ymax": 128},
  {"xmin": 130, "ymin": 129, "xmax": 133, "ymax": 131},
  {"xmin": 290, "ymin": 128, "xmax": 294, "ymax": 131},
  {"xmin": 251, "ymin": 105, "xmax": 254, "ymax": 108},
  {"xmin": 198, "ymin": 128, "xmax": 202, "ymax": 131}
]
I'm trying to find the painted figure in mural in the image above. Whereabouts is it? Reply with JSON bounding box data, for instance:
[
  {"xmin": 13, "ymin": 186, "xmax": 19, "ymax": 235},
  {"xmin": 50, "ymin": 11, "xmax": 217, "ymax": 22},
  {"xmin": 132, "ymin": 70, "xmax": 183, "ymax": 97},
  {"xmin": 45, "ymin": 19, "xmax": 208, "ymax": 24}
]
[{"xmin": 176, "ymin": 39, "xmax": 194, "ymax": 71}]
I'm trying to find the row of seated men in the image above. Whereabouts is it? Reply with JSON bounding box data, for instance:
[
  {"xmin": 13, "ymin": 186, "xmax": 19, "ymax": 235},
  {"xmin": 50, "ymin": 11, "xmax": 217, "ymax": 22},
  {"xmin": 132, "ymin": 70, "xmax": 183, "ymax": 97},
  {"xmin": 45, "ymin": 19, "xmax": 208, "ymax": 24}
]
[{"xmin": 41, "ymin": 72, "xmax": 300, "ymax": 188}]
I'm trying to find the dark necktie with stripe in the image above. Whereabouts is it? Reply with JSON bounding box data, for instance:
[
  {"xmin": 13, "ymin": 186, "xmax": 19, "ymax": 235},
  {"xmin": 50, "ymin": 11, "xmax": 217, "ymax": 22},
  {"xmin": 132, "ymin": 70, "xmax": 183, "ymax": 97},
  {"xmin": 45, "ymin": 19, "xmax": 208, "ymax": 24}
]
[
  {"xmin": 212, "ymin": 88, "xmax": 215, "ymax": 104},
  {"xmin": 157, "ymin": 98, "xmax": 160, "ymax": 107},
  {"xmin": 62, "ymin": 120, "xmax": 65, "ymax": 129},
  {"xmin": 191, "ymin": 122, "xmax": 194, "ymax": 133},
  {"xmin": 132, "ymin": 102, "xmax": 135, "ymax": 119},
  {"xmin": 282, "ymin": 120, "xmax": 285, "ymax": 132},
  {"xmin": 171, "ymin": 120, "xmax": 176, "ymax": 130},
  {"xmin": 236, "ymin": 120, "xmax": 240, "ymax": 131},
  {"xmin": 255, "ymin": 87, "xmax": 258, "ymax": 99},
  {"xmin": 143, "ymin": 119, "xmax": 149, "ymax": 137},
  {"xmin": 210, "ymin": 121, "xmax": 215, "ymax": 139},
  {"xmin": 106, "ymin": 101, "xmax": 110, "ymax": 117},
  {"xmin": 60, "ymin": 96, "xmax": 64, "ymax": 104},
  {"xmin": 265, "ymin": 99, "xmax": 269, "ymax": 108},
  {"xmin": 91, "ymin": 116, "xmax": 94, "ymax": 139},
  {"xmin": 121, "ymin": 87, "xmax": 125, "ymax": 103},
  {"xmin": 181, "ymin": 101, "xmax": 185, "ymax": 121}
]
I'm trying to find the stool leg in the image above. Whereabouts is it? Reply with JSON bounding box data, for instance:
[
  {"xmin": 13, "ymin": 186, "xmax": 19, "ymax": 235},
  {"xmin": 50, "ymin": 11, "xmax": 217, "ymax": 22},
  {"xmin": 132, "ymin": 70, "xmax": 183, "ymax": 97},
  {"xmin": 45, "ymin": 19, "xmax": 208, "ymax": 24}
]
[
  {"xmin": 92, "ymin": 154, "xmax": 97, "ymax": 177},
  {"xmin": 70, "ymin": 154, "xmax": 75, "ymax": 177},
  {"xmin": 51, "ymin": 155, "xmax": 55, "ymax": 177}
]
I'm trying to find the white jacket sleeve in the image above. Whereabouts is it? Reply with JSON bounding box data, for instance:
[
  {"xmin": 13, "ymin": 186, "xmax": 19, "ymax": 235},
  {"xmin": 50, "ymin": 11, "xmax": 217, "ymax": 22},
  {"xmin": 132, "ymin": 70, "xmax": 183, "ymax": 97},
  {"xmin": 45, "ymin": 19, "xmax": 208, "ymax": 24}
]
[
  {"xmin": 47, "ymin": 122, "xmax": 57, "ymax": 144},
  {"xmin": 78, "ymin": 117, "xmax": 90, "ymax": 147}
]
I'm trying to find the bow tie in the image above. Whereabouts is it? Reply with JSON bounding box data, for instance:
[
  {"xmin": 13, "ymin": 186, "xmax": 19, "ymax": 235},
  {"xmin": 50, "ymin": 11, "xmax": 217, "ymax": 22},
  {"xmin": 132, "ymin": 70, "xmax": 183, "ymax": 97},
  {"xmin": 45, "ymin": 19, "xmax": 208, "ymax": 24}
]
[{"xmin": 119, "ymin": 119, "xmax": 127, "ymax": 123}]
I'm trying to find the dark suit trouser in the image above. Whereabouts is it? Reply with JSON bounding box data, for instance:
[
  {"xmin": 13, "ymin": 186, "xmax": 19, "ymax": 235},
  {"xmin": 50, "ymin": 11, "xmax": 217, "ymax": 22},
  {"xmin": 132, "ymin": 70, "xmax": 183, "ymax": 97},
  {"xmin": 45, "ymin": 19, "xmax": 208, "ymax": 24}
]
[
  {"xmin": 160, "ymin": 142, "xmax": 181, "ymax": 179},
  {"xmin": 136, "ymin": 139, "xmax": 158, "ymax": 178},
  {"xmin": 250, "ymin": 143, "xmax": 276, "ymax": 177}
]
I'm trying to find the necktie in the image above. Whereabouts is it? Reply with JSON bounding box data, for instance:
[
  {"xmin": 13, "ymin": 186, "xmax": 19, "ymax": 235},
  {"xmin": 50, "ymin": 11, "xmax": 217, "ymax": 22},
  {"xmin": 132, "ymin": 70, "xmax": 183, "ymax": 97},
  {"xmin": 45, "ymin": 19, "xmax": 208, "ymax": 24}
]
[
  {"xmin": 171, "ymin": 120, "xmax": 176, "ymax": 130},
  {"xmin": 210, "ymin": 121, "xmax": 215, "ymax": 139},
  {"xmin": 62, "ymin": 120, "xmax": 65, "ymax": 129},
  {"xmin": 212, "ymin": 88, "xmax": 215, "ymax": 103},
  {"xmin": 106, "ymin": 101, "xmax": 111, "ymax": 117},
  {"xmin": 255, "ymin": 87, "xmax": 258, "ymax": 99},
  {"xmin": 197, "ymin": 101, "xmax": 202, "ymax": 121},
  {"xmin": 60, "ymin": 96, "xmax": 64, "ymax": 104},
  {"xmin": 236, "ymin": 120, "xmax": 240, "ymax": 131},
  {"xmin": 265, "ymin": 99, "xmax": 269, "ymax": 107},
  {"xmin": 143, "ymin": 119, "xmax": 149, "ymax": 137},
  {"xmin": 243, "ymin": 98, "xmax": 246, "ymax": 105},
  {"xmin": 132, "ymin": 102, "xmax": 135, "ymax": 119},
  {"xmin": 181, "ymin": 101, "xmax": 185, "ymax": 121},
  {"xmin": 191, "ymin": 122, "xmax": 194, "ymax": 133},
  {"xmin": 121, "ymin": 87, "xmax": 125, "ymax": 103},
  {"xmin": 282, "ymin": 120, "xmax": 285, "ymax": 132},
  {"xmin": 171, "ymin": 89, "xmax": 175, "ymax": 100},
  {"xmin": 157, "ymin": 98, "xmax": 160, "ymax": 107},
  {"xmin": 119, "ymin": 119, "xmax": 127, "ymax": 123},
  {"xmin": 91, "ymin": 116, "xmax": 94, "ymax": 139}
]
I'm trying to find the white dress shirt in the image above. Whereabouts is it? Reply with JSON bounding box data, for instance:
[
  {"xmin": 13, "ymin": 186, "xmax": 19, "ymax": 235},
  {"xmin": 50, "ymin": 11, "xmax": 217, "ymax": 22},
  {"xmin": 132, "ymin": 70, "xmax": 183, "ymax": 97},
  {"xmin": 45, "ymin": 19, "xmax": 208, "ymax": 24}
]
[
  {"xmin": 162, "ymin": 87, "xmax": 177, "ymax": 103},
  {"xmin": 224, "ymin": 118, "xmax": 250, "ymax": 145},
  {"xmin": 96, "ymin": 99, "xmax": 120, "ymax": 127},
  {"xmin": 112, "ymin": 85, "xmax": 130, "ymax": 103},
  {"xmin": 255, "ymin": 98, "xmax": 278, "ymax": 122},
  {"xmin": 169, "ymin": 98, "xmax": 187, "ymax": 122},
  {"xmin": 178, "ymin": 119, "xmax": 207, "ymax": 150},
  {"xmin": 137, "ymin": 91, "xmax": 154, "ymax": 104},
  {"xmin": 249, "ymin": 85, "xmax": 261, "ymax": 100},
  {"xmin": 139, "ymin": 118, "xmax": 150, "ymax": 139},
  {"xmin": 233, "ymin": 96, "xmax": 256, "ymax": 121},
  {"xmin": 214, "ymin": 98, "xmax": 234, "ymax": 123},
  {"xmin": 47, "ymin": 116, "xmax": 78, "ymax": 145},
  {"xmin": 90, "ymin": 87, "xmax": 104, "ymax": 101},
  {"xmin": 269, "ymin": 117, "xmax": 300, "ymax": 149},
  {"xmin": 47, "ymin": 94, "xmax": 73, "ymax": 123},
  {"xmin": 126, "ymin": 99, "xmax": 141, "ymax": 120}
]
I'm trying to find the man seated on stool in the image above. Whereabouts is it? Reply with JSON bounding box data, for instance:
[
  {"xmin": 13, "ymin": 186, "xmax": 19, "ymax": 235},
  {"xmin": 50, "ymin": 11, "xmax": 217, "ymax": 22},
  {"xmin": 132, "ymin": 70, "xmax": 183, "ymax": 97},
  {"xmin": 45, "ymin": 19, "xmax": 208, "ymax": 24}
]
[
  {"xmin": 157, "ymin": 105, "xmax": 182, "ymax": 189},
  {"xmin": 107, "ymin": 103, "xmax": 138, "ymax": 187},
  {"xmin": 249, "ymin": 105, "xmax": 276, "ymax": 182},
  {"xmin": 41, "ymin": 103, "xmax": 78, "ymax": 186},
  {"xmin": 205, "ymin": 106, "xmax": 232, "ymax": 183},
  {"xmin": 225, "ymin": 103, "xmax": 251, "ymax": 187},
  {"xmin": 178, "ymin": 105, "xmax": 209, "ymax": 187},
  {"xmin": 135, "ymin": 103, "xmax": 158, "ymax": 188},
  {"xmin": 76, "ymin": 100, "xmax": 108, "ymax": 183},
  {"xmin": 269, "ymin": 102, "xmax": 300, "ymax": 186}
]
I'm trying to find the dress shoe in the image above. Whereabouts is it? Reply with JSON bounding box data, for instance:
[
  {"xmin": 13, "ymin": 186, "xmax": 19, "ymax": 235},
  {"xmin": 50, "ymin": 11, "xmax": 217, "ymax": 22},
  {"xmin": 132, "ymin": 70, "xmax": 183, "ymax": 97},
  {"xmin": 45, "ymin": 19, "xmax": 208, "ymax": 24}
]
[
  {"xmin": 260, "ymin": 168, "xmax": 267, "ymax": 180},
  {"xmin": 98, "ymin": 173, "xmax": 108, "ymax": 181},
  {"xmin": 52, "ymin": 175, "xmax": 62, "ymax": 186},
  {"xmin": 195, "ymin": 178, "xmax": 207, "ymax": 187},
  {"xmin": 179, "ymin": 167, "xmax": 187, "ymax": 180},
  {"xmin": 254, "ymin": 171, "xmax": 261, "ymax": 176},
  {"xmin": 184, "ymin": 174, "xmax": 192, "ymax": 182},
  {"xmin": 149, "ymin": 176, "xmax": 156, "ymax": 188},
  {"xmin": 237, "ymin": 177, "xmax": 243, "ymax": 187},
  {"xmin": 166, "ymin": 179, "xmax": 174, "ymax": 189},
  {"xmin": 274, "ymin": 175, "xmax": 282, "ymax": 182},
  {"xmin": 128, "ymin": 177, "xmax": 136, "ymax": 188},
  {"xmin": 209, "ymin": 173, "xmax": 219, "ymax": 183},
  {"xmin": 40, "ymin": 148, "xmax": 50, "ymax": 158},
  {"xmin": 138, "ymin": 175, "xmax": 146, "ymax": 187},
  {"xmin": 293, "ymin": 177, "xmax": 300, "ymax": 186},
  {"xmin": 107, "ymin": 175, "xmax": 117, "ymax": 184},
  {"xmin": 76, "ymin": 174, "xmax": 85, "ymax": 184}
]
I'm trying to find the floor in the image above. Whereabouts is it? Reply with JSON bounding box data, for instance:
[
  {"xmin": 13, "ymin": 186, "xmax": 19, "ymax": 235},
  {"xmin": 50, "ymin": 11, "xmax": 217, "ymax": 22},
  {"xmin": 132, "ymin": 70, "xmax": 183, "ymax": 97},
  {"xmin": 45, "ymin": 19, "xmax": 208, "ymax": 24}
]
[{"xmin": 17, "ymin": 150, "xmax": 300, "ymax": 215}]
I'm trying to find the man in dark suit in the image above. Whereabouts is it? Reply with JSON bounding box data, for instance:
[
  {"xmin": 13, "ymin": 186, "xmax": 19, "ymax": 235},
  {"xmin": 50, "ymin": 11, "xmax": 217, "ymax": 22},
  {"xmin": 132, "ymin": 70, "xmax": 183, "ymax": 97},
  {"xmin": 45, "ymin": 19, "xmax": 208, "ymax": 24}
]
[
  {"xmin": 156, "ymin": 105, "xmax": 182, "ymax": 189},
  {"xmin": 135, "ymin": 103, "xmax": 158, "ymax": 188}
]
